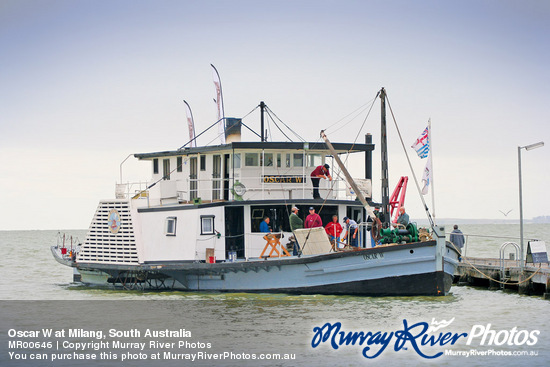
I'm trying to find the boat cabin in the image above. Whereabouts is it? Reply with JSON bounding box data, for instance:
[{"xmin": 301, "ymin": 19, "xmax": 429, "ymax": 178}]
[{"xmin": 78, "ymin": 119, "xmax": 375, "ymax": 266}]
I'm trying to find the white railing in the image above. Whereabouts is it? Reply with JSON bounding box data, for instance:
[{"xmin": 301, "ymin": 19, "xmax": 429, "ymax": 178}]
[
  {"xmin": 117, "ymin": 175, "xmax": 369, "ymax": 206},
  {"xmin": 115, "ymin": 182, "xmax": 150, "ymax": 201},
  {"xmin": 184, "ymin": 176, "xmax": 358, "ymax": 202}
]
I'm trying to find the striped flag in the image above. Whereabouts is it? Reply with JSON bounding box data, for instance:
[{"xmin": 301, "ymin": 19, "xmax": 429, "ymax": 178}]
[
  {"xmin": 211, "ymin": 64, "xmax": 225, "ymax": 144},
  {"xmin": 411, "ymin": 126, "xmax": 429, "ymax": 159},
  {"xmin": 183, "ymin": 100, "xmax": 196, "ymax": 148}
]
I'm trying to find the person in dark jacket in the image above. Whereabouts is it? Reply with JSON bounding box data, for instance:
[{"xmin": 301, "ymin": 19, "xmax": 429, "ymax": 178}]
[
  {"xmin": 289, "ymin": 207, "xmax": 303, "ymax": 255},
  {"xmin": 450, "ymin": 225, "xmax": 465, "ymax": 249}
]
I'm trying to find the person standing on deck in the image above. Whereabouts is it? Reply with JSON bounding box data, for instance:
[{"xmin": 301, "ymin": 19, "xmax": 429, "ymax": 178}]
[
  {"xmin": 325, "ymin": 215, "xmax": 343, "ymax": 250},
  {"xmin": 342, "ymin": 216, "xmax": 359, "ymax": 247},
  {"xmin": 289, "ymin": 207, "xmax": 303, "ymax": 255},
  {"xmin": 450, "ymin": 225, "xmax": 465, "ymax": 250},
  {"xmin": 305, "ymin": 207, "xmax": 322, "ymax": 228},
  {"xmin": 310, "ymin": 164, "xmax": 332, "ymax": 199}
]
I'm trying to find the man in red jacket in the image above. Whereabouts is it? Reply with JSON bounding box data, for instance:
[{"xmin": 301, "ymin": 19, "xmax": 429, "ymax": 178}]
[
  {"xmin": 305, "ymin": 207, "xmax": 322, "ymax": 228},
  {"xmin": 325, "ymin": 215, "xmax": 343, "ymax": 250},
  {"xmin": 310, "ymin": 164, "xmax": 332, "ymax": 199}
]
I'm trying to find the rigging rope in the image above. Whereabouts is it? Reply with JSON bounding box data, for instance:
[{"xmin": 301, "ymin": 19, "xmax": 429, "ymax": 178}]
[
  {"xmin": 265, "ymin": 109, "xmax": 293, "ymax": 142},
  {"xmin": 385, "ymin": 95, "xmax": 435, "ymax": 229},
  {"xmin": 265, "ymin": 106, "xmax": 305, "ymax": 142},
  {"xmin": 324, "ymin": 94, "xmax": 379, "ymax": 137}
]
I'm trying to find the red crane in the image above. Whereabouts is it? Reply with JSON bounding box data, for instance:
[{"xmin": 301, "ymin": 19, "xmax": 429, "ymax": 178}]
[{"xmin": 389, "ymin": 176, "xmax": 408, "ymax": 223}]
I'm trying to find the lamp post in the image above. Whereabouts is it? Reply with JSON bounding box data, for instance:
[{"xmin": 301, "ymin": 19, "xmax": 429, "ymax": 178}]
[{"xmin": 518, "ymin": 141, "xmax": 544, "ymax": 271}]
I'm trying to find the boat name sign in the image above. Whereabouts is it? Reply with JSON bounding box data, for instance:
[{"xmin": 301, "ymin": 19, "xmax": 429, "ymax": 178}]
[
  {"xmin": 363, "ymin": 253, "xmax": 384, "ymax": 261},
  {"xmin": 262, "ymin": 175, "xmax": 305, "ymax": 184}
]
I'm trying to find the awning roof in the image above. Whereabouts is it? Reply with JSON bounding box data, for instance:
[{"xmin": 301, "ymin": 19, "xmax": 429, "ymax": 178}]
[{"xmin": 134, "ymin": 141, "xmax": 374, "ymax": 160}]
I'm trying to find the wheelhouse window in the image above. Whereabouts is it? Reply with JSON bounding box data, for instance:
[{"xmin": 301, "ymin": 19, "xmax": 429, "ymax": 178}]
[
  {"xmin": 262, "ymin": 153, "xmax": 273, "ymax": 167},
  {"xmin": 165, "ymin": 217, "xmax": 177, "ymax": 236},
  {"xmin": 245, "ymin": 153, "xmax": 259, "ymax": 166},
  {"xmin": 293, "ymin": 153, "xmax": 303, "ymax": 167},
  {"xmin": 153, "ymin": 158, "xmax": 159, "ymax": 174},
  {"xmin": 200, "ymin": 155, "xmax": 206, "ymax": 171},
  {"xmin": 177, "ymin": 156, "xmax": 183, "ymax": 172},
  {"xmin": 276, "ymin": 153, "xmax": 282, "ymax": 168},
  {"xmin": 233, "ymin": 153, "xmax": 241, "ymax": 168},
  {"xmin": 308, "ymin": 154, "xmax": 322, "ymax": 167},
  {"xmin": 163, "ymin": 159, "xmax": 171, "ymax": 180},
  {"xmin": 201, "ymin": 215, "xmax": 215, "ymax": 235}
]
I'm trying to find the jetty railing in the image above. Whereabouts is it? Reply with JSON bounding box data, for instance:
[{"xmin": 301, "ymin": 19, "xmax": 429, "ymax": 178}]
[{"xmin": 444, "ymin": 231, "xmax": 535, "ymax": 258}]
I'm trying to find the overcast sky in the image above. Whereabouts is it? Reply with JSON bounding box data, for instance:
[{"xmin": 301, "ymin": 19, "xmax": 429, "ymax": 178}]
[{"xmin": 1, "ymin": 0, "xmax": 549, "ymax": 230}]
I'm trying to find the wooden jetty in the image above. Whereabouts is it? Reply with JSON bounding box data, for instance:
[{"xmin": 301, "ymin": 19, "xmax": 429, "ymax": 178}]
[{"xmin": 454, "ymin": 257, "xmax": 550, "ymax": 299}]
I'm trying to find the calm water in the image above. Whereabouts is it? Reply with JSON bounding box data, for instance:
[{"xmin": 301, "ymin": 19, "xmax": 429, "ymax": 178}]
[{"xmin": 0, "ymin": 225, "xmax": 549, "ymax": 366}]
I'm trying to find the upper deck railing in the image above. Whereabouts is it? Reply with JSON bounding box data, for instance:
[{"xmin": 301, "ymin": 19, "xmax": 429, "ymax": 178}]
[{"xmin": 116, "ymin": 175, "xmax": 370, "ymax": 206}]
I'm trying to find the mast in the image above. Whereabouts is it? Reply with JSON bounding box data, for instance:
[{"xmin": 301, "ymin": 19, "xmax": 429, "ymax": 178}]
[
  {"xmin": 427, "ymin": 118, "xmax": 436, "ymax": 224},
  {"xmin": 380, "ymin": 88, "xmax": 390, "ymax": 227},
  {"xmin": 320, "ymin": 131, "xmax": 375, "ymax": 219},
  {"xmin": 365, "ymin": 133, "xmax": 372, "ymax": 180},
  {"xmin": 260, "ymin": 101, "xmax": 266, "ymax": 142}
]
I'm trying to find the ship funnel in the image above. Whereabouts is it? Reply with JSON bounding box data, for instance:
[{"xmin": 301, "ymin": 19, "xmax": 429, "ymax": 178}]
[{"xmin": 225, "ymin": 118, "xmax": 241, "ymax": 143}]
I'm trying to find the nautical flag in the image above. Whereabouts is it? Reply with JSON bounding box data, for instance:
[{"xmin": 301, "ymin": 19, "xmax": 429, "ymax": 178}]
[
  {"xmin": 421, "ymin": 154, "xmax": 431, "ymax": 195},
  {"xmin": 183, "ymin": 100, "xmax": 196, "ymax": 148},
  {"xmin": 411, "ymin": 126, "xmax": 429, "ymax": 159},
  {"xmin": 211, "ymin": 64, "xmax": 225, "ymax": 144}
]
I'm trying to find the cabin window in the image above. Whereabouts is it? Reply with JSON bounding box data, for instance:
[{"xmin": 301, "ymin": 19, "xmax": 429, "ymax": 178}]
[
  {"xmin": 262, "ymin": 153, "xmax": 273, "ymax": 167},
  {"xmin": 233, "ymin": 153, "xmax": 241, "ymax": 169},
  {"xmin": 251, "ymin": 205, "xmax": 339, "ymax": 233},
  {"xmin": 285, "ymin": 154, "xmax": 291, "ymax": 167},
  {"xmin": 308, "ymin": 154, "xmax": 322, "ymax": 167},
  {"xmin": 293, "ymin": 153, "xmax": 303, "ymax": 167},
  {"xmin": 200, "ymin": 155, "xmax": 206, "ymax": 171},
  {"xmin": 245, "ymin": 153, "xmax": 259, "ymax": 166},
  {"xmin": 177, "ymin": 157, "xmax": 183, "ymax": 172},
  {"xmin": 201, "ymin": 215, "xmax": 215, "ymax": 235},
  {"xmin": 163, "ymin": 159, "xmax": 171, "ymax": 180},
  {"xmin": 153, "ymin": 159, "xmax": 159, "ymax": 174},
  {"xmin": 276, "ymin": 153, "xmax": 281, "ymax": 168},
  {"xmin": 165, "ymin": 217, "xmax": 177, "ymax": 236},
  {"xmin": 251, "ymin": 209, "xmax": 264, "ymax": 220}
]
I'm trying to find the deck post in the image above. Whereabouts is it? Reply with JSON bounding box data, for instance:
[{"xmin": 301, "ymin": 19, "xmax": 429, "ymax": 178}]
[
  {"xmin": 433, "ymin": 225, "xmax": 445, "ymax": 272},
  {"xmin": 518, "ymin": 272, "xmax": 530, "ymax": 295},
  {"xmin": 488, "ymin": 271, "xmax": 499, "ymax": 290}
]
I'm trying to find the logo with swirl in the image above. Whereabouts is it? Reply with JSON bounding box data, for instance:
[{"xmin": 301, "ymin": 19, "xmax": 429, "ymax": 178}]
[{"xmin": 108, "ymin": 209, "xmax": 121, "ymax": 234}]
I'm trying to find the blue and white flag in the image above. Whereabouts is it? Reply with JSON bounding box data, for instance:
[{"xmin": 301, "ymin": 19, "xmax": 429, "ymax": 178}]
[
  {"xmin": 411, "ymin": 126, "xmax": 429, "ymax": 159},
  {"xmin": 421, "ymin": 154, "xmax": 431, "ymax": 195}
]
